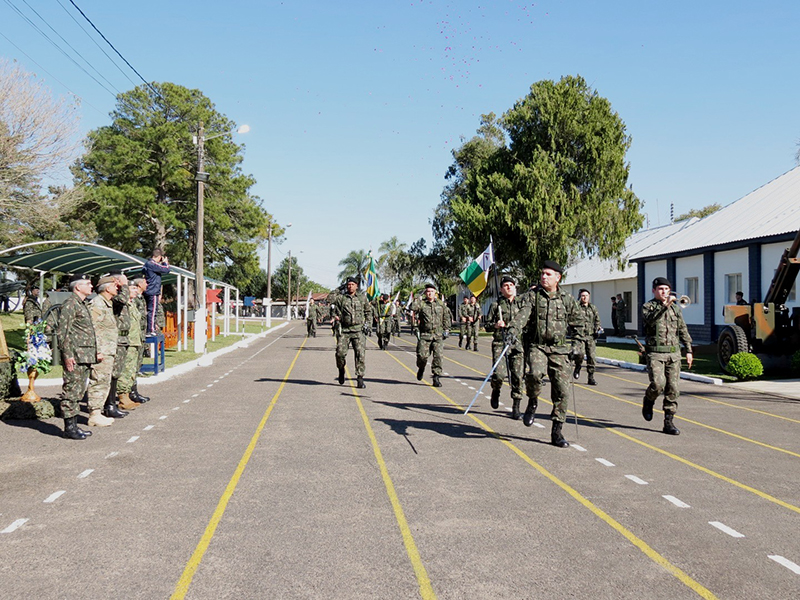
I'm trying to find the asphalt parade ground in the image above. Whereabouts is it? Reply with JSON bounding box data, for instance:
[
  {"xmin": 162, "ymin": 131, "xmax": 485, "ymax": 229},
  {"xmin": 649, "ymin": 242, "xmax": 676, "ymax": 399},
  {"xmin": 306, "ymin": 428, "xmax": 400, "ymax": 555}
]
[{"xmin": 1, "ymin": 324, "xmax": 799, "ymax": 599}]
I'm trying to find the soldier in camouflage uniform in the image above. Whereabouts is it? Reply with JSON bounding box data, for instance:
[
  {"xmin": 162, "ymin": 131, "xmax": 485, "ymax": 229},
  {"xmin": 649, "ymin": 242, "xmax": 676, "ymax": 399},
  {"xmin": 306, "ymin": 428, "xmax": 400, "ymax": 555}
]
[
  {"xmin": 130, "ymin": 277, "xmax": 150, "ymax": 403},
  {"xmin": 615, "ymin": 294, "xmax": 627, "ymax": 336},
  {"xmin": 375, "ymin": 294, "xmax": 394, "ymax": 350},
  {"xmin": 393, "ymin": 300, "xmax": 403, "ymax": 337},
  {"xmin": 464, "ymin": 295, "xmax": 481, "ymax": 351},
  {"xmin": 103, "ymin": 273, "xmax": 132, "ymax": 418},
  {"xmin": 331, "ymin": 277, "xmax": 372, "ymax": 388},
  {"xmin": 642, "ymin": 277, "xmax": 693, "ymax": 436},
  {"xmin": 86, "ymin": 276, "xmax": 120, "ymax": 427},
  {"xmin": 22, "ymin": 285, "xmax": 42, "ymax": 324},
  {"xmin": 410, "ymin": 283, "xmax": 452, "ymax": 387},
  {"xmin": 328, "ymin": 285, "xmax": 343, "ymax": 339},
  {"xmin": 118, "ymin": 280, "xmax": 145, "ymax": 409},
  {"xmin": 507, "ymin": 260, "xmax": 586, "ymax": 447},
  {"xmin": 572, "ymin": 289, "xmax": 602, "ymax": 386},
  {"xmin": 306, "ymin": 298, "xmax": 320, "ymax": 337},
  {"xmin": 56, "ymin": 274, "xmax": 97, "ymax": 440},
  {"xmin": 457, "ymin": 296, "xmax": 469, "ymax": 348},
  {"xmin": 485, "ymin": 276, "xmax": 526, "ymax": 419}
]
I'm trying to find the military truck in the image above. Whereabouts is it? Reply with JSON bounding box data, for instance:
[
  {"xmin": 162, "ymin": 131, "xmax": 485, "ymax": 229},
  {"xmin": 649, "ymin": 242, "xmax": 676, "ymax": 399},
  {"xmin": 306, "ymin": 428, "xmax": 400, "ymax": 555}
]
[{"xmin": 718, "ymin": 228, "xmax": 800, "ymax": 371}]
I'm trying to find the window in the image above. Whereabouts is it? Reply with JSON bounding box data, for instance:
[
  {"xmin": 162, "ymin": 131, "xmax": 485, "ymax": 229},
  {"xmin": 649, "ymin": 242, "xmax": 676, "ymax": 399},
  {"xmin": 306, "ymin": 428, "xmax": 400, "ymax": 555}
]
[
  {"xmin": 685, "ymin": 277, "xmax": 699, "ymax": 304},
  {"xmin": 724, "ymin": 273, "xmax": 742, "ymax": 304}
]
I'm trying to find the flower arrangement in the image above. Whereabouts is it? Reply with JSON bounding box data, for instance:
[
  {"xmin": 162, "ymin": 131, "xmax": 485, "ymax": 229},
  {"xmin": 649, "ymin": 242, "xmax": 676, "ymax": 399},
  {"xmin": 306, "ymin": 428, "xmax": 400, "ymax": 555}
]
[{"xmin": 14, "ymin": 320, "xmax": 52, "ymax": 375}]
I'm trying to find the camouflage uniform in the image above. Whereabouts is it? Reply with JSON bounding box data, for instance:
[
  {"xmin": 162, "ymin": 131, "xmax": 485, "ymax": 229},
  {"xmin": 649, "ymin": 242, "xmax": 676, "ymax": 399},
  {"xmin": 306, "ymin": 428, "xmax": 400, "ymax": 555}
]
[
  {"xmin": 376, "ymin": 298, "xmax": 394, "ymax": 349},
  {"xmin": 331, "ymin": 290, "xmax": 372, "ymax": 377},
  {"xmin": 393, "ymin": 302, "xmax": 403, "ymax": 336},
  {"xmin": 306, "ymin": 303, "xmax": 321, "ymax": 337},
  {"xmin": 508, "ymin": 286, "xmax": 585, "ymax": 423},
  {"xmin": 23, "ymin": 295, "xmax": 42, "ymax": 324},
  {"xmin": 410, "ymin": 296, "xmax": 452, "ymax": 378},
  {"xmin": 463, "ymin": 301, "xmax": 481, "ymax": 350},
  {"xmin": 87, "ymin": 293, "xmax": 118, "ymax": 411},
  {"xmin": 486, "ymin": 295, "xmax": 527, "ymax": 403},
  {"xmin": 57, "ymin": 293, "xmax": 98, "ymax": 418},
  {"xmin": 328, "ymin": 289, "xmax": 342, "ymax": 339},
  {"xmin": 111, "ymin": 285, "xmax": 131, "ymax": 380},
  {"xmin": 457, "ymin": 299, "xmax": 470, "ymax": 347},
  {"xmin": 615, "ymin": 297, "xmax": 627, "ymax": 335},
  {"xmin": 118, "ymin": 294, "xmax": 143, "ymax": 394},
  {"xmin": 642, "ymin": 298, "xmax": 692, "ymax": 416},
  {"xmin": 573, "ymin": 302, "xmax": 601, "ymax": 379}
]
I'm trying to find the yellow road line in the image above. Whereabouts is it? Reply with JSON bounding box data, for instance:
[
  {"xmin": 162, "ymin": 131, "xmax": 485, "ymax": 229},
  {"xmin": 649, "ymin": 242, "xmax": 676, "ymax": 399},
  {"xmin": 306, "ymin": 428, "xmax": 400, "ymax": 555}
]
[
  {"xmin": 171, "ymin": 338, "xmax": 307, "ymax": 599},
  {"xmin": 381, "ymin": 348, "xmax": 717, "ymax": 599},
  {"xmin": 346, "ymin": 365, "xmax": 436, "ymax": 600}
]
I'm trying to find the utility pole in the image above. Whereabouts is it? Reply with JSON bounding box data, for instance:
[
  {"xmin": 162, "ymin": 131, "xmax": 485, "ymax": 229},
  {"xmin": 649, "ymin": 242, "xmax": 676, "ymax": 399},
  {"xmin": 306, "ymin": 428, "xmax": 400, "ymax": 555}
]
[
  {"xmin": 287, "ymin": 249, "xmax": 292, "ymax": 320},
  {"xmin": 194, "ymin": 121, "xmax": 207, "ymax": 354}
]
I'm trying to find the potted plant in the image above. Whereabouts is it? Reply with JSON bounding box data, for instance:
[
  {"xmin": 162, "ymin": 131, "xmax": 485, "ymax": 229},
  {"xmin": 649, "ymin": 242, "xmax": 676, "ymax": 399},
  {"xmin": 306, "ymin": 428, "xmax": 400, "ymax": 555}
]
[{"xmin": 14, "ymin": 320, "xmax": 52, "ymax": 402}]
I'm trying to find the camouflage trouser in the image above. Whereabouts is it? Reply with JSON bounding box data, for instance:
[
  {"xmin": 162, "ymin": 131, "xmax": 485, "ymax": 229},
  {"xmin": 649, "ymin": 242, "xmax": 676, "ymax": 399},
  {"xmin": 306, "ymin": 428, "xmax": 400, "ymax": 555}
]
[
  {"xmin": 465, "ymin": 322, "xmax": 478, "ymax": 346},
  {"xmin": 573, "ymin": 338, "xmax": 596, "ymax": 375},
  {"xmin": 616, "ymin": 316, "xmax": 626, "ymax": 335},
  {"xmin": 306, "ymin": 319, "xmax": 316, "ymax": 336},
  {"xmin": 61, "ymin": 362, "xmax": 91, "ymax": 419},
  {"xmin": 491, "ymin": 341, "xmax": 524, "ymax": 400},
  {"xmin": 459, "ymin": 321, "xmax": 467, "ymax": 343},
  {"xmin": 416, "ymin": 333, "xmax": 443, "ymax": 376},
  {"xmin": 87, "ymin": 354, "xmax": 115, "ymax": 411},
  {"xmin": 377, "ymin": 318, "xmax": 393, "ymax": 346},
  {"xmin": 118, "ymin": 344, "xmax": 141, "ymax": 393},
  {"xmin": 393, "ymin": 318, "xmax": 401, "ymax": 335},
  {"xmin": 113, "ymin": 343, "xmax": 128, "ymax": 379},
  {"xmin": 336, "ymin": 330, "xmax": 366, "ymax": 377},
  {"xmin": 525, "ymin": 345, "xmax": 571, "ymax": 422},
  {"xmin": 644, "ymin": 352, "xmax": 681, "ymax": 415}
]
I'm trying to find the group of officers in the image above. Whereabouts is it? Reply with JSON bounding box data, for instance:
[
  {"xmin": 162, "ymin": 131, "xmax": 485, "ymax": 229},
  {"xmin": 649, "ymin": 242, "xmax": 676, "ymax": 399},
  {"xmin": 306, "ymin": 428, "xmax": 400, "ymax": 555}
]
[
  {"xmin": 24, "ymin": 272, "xmax": 154, "ymax": 440},
  {"xmin": 327, "ymin": 260, "xmax": 692, "ymax": 448}
]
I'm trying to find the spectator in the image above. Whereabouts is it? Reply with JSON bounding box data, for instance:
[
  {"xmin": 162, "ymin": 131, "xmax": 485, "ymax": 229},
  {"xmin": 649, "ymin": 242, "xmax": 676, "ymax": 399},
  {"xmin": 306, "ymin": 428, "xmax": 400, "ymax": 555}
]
[{"xmin": 142, "ymin": 248, "xmax": 170, "ymax": 335}]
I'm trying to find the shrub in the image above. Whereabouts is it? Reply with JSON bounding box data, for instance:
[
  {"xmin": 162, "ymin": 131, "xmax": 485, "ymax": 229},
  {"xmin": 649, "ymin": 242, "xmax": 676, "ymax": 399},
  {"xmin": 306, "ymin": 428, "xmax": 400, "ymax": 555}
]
[
  {"xmin": 792, "ymin": 350, "xmax": 800, "ymax": 373},
  {"xmin": 727, "ymin": 352, "xmax": 763, "ymax": 381}
]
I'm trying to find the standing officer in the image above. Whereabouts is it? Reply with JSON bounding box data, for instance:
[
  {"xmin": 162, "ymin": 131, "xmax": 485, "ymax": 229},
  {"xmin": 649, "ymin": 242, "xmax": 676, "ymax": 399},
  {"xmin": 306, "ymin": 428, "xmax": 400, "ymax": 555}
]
[
  {"xmin": 23, "ymin": 285, "xmax": 42, "ymax": 324},
  {"xmin": 485, "ymin": 275, "xmax": 526, "ymax": 418},
  {"xmin": 56, "ymin": 274, "xmax": 97, "ymax": 440},
  {"xmin": 306, "ymin": 298, "xmax": 320, "ymax": 337},
  {"xmin": 615, "ymin": 293, "xmax": 626, "ymax": 337},
  {"xmin": 117, "ymin": 280, "xmax": 145, "ymax": 410},
  {"xmin": 331, "ymin": 277, "xmax": 372, "ymax": 388},
  {"xmin": 375, "ymin": 294, "xmax": 393, "ymax": 350},
  {"xmin": 86, "ymin": 275, "xmax": 119, "ymax": 427},
  {"xmin": 410, "ymin": 283, "xmax": 452, "ymax": 387},
  {"xmin": 465, "ymin": 295, "xmax": 481, "ymax": 351},
  {"xmin": 507, "ymin": 260, "xmax": 585, "ymax": 448},
  {"xmin": 457, "ymin": 296, "xmax": 470, "ymax": 348},
  {"xmin": 104, "ymin": 272, "xmax": 131, "ymax": 418},
  {"xmin": 573, "ymin": 289, "xmax": 602, "ymax": 386},
  {"xmin": 642, "ymin": 277, "xmax": 693, "ymax": 435}
]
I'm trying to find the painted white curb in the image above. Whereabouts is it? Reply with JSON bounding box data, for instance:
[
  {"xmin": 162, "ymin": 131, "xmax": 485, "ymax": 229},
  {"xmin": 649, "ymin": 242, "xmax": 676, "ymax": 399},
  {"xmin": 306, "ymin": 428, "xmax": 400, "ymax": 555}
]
[{"xmin": 595, "ymin": 356, "xmax": 722, "ymax": 385}]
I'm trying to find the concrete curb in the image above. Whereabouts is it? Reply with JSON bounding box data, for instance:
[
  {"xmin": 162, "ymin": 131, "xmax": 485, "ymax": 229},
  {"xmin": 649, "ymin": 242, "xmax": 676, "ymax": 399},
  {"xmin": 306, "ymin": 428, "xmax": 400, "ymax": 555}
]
[
  {"xmin": 595, "ymin": 356, "xmax": 723, "ymax": 386},
  {"xmin": 18, "ymin": 322, "xmax": 290, "ymax": 388}
]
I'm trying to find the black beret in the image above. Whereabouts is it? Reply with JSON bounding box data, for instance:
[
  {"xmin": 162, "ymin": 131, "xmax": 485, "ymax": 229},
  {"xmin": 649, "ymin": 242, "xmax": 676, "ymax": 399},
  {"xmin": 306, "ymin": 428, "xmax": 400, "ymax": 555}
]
[
  {"xmin": 652, "ymin": 276, "xmax": 671, "ymax": 289},
  {"xmin": 500, "ymin": 275, "xmax": 516, "ymax": 285},
  {"xmin": 346, "ymin": 277, "xmax": 358, "ymax": 285},
  {"xmin": 542, "ymin": 259, "xmax": 563, "ymax": 274},
  {"xmin": 69, "ymin": 273, "xmax": 92, "ymax": 284},
  {"xmin": 578, "ymin": 288, "xmax": 589, "ymax": 295},
  {"xmin": 424, "ymin": 282, "xmax": 437, "ymax": 290}
]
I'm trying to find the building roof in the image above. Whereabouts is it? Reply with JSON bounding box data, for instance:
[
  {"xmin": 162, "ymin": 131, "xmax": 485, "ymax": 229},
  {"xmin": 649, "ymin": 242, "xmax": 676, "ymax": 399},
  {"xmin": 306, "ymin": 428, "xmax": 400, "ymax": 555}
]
[
  {"xmin": 563, "ymin": 219, "xmax": 699, "ymax": 285},
  {"xmin": 633, "ymin": 165, "xmax": 800, "ymax": 261}
]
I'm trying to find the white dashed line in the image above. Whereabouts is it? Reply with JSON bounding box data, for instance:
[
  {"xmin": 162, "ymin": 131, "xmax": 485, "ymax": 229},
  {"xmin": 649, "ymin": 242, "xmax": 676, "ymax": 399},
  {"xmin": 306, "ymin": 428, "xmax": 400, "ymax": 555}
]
[
  {"xmin": 159, "ymin": 415, "xmax": 167, "ymax": 420},
  {"xmin": 663, "ymin": 495, "xmax": 691, "ymax": 508},
  {"xmin": 143, "ymin": 425, "xmax": 154, "ymax": 431},
  {"xmin": 43, "ymin": 491, "xmax": 66, "ymax": 503},
  {"xmin": 468, "ymin": 386, "xmax": 476, "ymax": 390},
  {"xmin": 105, "ymin": 451, "xmax": 118, "ymax": 459},
  {"xmin": 768, "ymin": 555, "xmax": 800, "ymax": 575},
  {"xmin": 625, "ymin": 475, "xmax": 648, "ymax": 485},
  {"xmin": 533, "ymin": 422, "xmax": 545, "ymax": 429},
  {"xmin": 77, "ymin": 469, "xmax": 94, "ymax": 479},
  {"xmin": 709, "ymin": 521, "xmax": 745, "ymax": 538},
  {"xmin": 214, "ymin": 379, "xmax": 221, "ymax": 383},
  {"xmin": 127, "ymin": 436, "xmax": 140, "ymax": 444},
  {"xmin": 172, "ymin": 407, "xmax": 180, "ymax": 411},
  {"xmin": 198, "ymin": 389, "xmax": 206, "ymax": 393},
  {"xmin": 183, "ymin": 399, "xmax": 191, "ymax": 403},
  {"xmin": 1, "ymin": 519, "xmax": 28, "ymax": 534},
  {"xmin": 206, "ymin": 384, "xmax": 214, "ymax": 388},
  {"xmin": 571, "ymin": 444, "xmax": 587, "ymax": 452},
  {"xmin": 595, "ymin": 458, "xmax": 615, "ymax": 467},
  {"xmin": 484, "ymin": 395, "xmax": 492, "ymax": 400},
  {"xmin": 443, "ymin": 372, "xmax": 449, "ymax": 376},
  {"xmin": 192, "ymin": 394, "xmax": 199, "ymax": 398},
  {"xmin": 460, "ymin": 382, "xmax": 468, "ymax": 386}
]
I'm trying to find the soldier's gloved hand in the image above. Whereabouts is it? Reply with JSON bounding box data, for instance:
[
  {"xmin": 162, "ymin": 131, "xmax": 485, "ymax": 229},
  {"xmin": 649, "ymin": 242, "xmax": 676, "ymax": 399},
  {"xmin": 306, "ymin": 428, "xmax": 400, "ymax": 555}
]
[{"xmin": 503, "ymin": 330, "xmax": 518, "ymax": 348}]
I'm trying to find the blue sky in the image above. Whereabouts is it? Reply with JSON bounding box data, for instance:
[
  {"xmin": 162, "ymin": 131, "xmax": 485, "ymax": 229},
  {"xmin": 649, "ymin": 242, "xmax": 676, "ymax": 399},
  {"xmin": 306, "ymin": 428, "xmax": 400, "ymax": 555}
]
[{"xmin": 2, "ymin": 0, "xmax": 798, "ymax": 288}]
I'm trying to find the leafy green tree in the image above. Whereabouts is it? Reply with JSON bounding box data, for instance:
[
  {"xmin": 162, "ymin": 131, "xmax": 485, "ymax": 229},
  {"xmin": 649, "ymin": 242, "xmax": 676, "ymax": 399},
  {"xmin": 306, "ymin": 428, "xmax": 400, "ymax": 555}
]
[
  {"xmin": 337, "ymin": 249, "xmax": 370, "ymax": 287},
  {"xmin": 434, "ymin": 75, "xmax": 643, "ymax": 280},
  {"xmin": 73, "ymin": 82, "xmax": 269, "ymax": 291},
  {"xmin": 674, "ymin": 203, "xmax": 721, "ymax": 222},
  {"xmin": 378, "ymin": 236, "xmax": 408, "ymax": 293}
]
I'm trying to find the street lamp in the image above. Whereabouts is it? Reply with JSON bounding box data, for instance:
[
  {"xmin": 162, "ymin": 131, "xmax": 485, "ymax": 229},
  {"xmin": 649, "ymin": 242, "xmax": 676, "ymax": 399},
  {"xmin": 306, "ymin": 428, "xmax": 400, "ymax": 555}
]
[{"xmin": 194, "ymin": 122, "xmax": 249, "ymax": 354}]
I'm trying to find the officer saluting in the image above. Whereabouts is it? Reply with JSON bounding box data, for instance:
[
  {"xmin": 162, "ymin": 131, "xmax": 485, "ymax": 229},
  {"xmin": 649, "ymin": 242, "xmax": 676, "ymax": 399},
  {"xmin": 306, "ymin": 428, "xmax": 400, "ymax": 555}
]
[
  {"xmin": 331, "ymin": 276, "xmax": 372, "ymax": 388},
  {"xmin": 641, "ymin": 277, "xmax": 693, "ymax": 435},
  {"xmin": 506, "ymin": 260, "xmax": 585, "ymax": 447},
  {"xmin": 410, "ymin": 283, "xmax": 452, "ymax": 387}
]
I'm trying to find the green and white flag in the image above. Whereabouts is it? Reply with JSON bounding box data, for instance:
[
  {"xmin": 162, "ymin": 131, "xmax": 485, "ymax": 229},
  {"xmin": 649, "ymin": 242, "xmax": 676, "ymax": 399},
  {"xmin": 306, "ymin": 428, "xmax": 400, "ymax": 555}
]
[{"xmin": 459, "ymin": 243, "xmax": 494, "ymax": 297}]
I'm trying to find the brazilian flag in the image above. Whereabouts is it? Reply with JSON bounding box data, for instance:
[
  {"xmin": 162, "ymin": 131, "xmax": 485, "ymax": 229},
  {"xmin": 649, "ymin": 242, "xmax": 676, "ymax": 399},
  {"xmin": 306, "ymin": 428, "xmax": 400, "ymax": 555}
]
[{"xmin": 364, "ymin": 254, "xmax": 380, "ymax": 301}]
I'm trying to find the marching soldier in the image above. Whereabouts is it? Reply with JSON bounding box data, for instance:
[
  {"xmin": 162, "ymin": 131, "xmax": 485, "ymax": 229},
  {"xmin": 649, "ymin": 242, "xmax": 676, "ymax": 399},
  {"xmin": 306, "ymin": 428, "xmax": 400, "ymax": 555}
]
[
  {"xmin": 641, "ymin": 277, "xmax": 693, "ymax": 435},
  {"xmin": 56, "ymin": 274, "xmax": 97, "ymax": 440},
  {"xmin": 572, "ymin": 289, "xmax": 601, "ymax": 386},
  {"xmin": 86, "ymin": 276, "xmax": 119, "ymax": 427},
  {"xmin": 457, "ymin": 296, "xmax": 469, "ymax": 348},
  {"xmin": 22, "ymin": 285, "xmax": 42, "ymax": 324},
  {"xmin": 331, "ymin": 277, "xmax": 371, "ymax": 388},
  {"xmin": 464, "ymin": 295, "xmax": 481, "ymax": 351},
  {"xmin": 328, "ymin": 285, "xmax": 343, "ymax": 339},
  {"xmin": 485, "ymin": 276, "xmax": 526, "ymax": 418},
  {"xmin": 410, "ymin": 283, "xmax": 452, "ymax": 387},
  {"xmin": 306, "ymin": 298, "xmax": 320, "ymax": 337},
  {"xmin": 393, "ymin": 300, "xmax": 403, "ymax": 337},
  {"xmin": 375, "ymin": 294, "xmax": 393, "ymax": 350},
  {"xmin": 507, "ymin": 260, "xmax": 586, "ymax": 448}
]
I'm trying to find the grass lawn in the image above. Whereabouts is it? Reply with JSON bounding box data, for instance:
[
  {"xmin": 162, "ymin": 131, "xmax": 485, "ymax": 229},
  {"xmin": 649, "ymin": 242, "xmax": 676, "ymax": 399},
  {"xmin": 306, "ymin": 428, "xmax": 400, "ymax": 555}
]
[
  {"xmin": 2, "ymin": 311, "xmax": 278, "ymax": 379},
  {"xmin": 594, "ymin": 341, "xmax": 737, "ymax": 382}
]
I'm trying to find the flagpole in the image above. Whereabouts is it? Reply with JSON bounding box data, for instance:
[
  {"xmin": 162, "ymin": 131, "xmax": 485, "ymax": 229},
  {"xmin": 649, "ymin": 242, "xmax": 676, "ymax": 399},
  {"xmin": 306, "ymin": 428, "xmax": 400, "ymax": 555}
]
[{"xmin": 489, "ymin": 235, "xmax": 512, "ymax": 394}]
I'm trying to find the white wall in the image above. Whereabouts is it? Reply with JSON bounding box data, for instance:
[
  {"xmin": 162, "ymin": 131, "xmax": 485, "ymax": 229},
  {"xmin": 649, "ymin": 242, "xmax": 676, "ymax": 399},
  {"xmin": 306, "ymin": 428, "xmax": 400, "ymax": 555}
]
[
  {"xmin": 761, "ymin": 241, "xmax": 799, "ymax": 308},
  {"xmin": 675, "ymin": 254, "xmax": 704, "ymax": 325},
  {"xmin": 560, "ymin": 277, "xmax": 638, "ymax": 331},
  {"xmin": 714, "ymin": 248, "xmax": 748, "ymax": 325}
]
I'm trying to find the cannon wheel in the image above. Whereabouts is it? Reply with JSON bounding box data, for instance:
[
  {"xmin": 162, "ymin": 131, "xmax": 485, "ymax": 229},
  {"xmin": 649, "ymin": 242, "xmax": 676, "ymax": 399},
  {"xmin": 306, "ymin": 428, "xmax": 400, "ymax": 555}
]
[{"xmin": 718, "ymin": 325, "xmax": 749, "ymax": 373}]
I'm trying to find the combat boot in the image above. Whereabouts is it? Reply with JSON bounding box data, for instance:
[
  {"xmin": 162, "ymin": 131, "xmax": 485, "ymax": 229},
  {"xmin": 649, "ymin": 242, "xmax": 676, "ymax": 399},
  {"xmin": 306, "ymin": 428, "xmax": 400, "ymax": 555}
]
[
  {"xmin": 102, "ymin": 378, "xmax": 127, "ymax": 418},
  {"xmin": 490, "ymin": 388, "xmax": 500, "ymax": 409},
  {"xmin": 458, "ymin": 338, "xmax": 462, "ymax": 348},
  {"xmin": 511, "ymin": 397, "xmax": 521, "ymax": 420},
  {"xmin": 587, "ymin": 374, "xmax": 597, "ymax": 386},
  {"xmin": 131, "ymin": 383, "xmax": 150, "ymax": 403},
  {"xmin": 663, "ymin": 414, "xmax": 680, "ymax": 435},
  {"xmin": 118, "ymin": 392, "xmax": 140, "ymax": 410},
  {"xmin": 88, "ymin": 409, "xmax": 114, "ymax": 427},
  {"xmin": 338, "ymin": 367, "xmax": 345, "ymax": 385},
  {"xmin": 573, "ymin": 363, "xmax": 581, "ymax": 380},
  {"xmin": 522, "ymin": 397, "xmax": 538, "ymax": 427},
  {"xmin": 551, "ymin": 421, "xmax": 569, "ymax": 448},
  {"xmin": 357, "ymin": 376, "xmax": 366, "ymax": 389},
  {"xmin": 416, "ymin": 365, "xmax": 425, "ymax": 381},
  {"xmin": 432, "ymin": 375, "xmax": 442, "ymax": 387},
  {"xmin": 62, "ymin": 416, "xmax": 89, "ymax": 440},
  {"xmin": 642, "ymin": 398, "xmax": 654, "ymax": 422},
  {"xmin": 473, "ymin": 342, "xmax": 478, "ymax": 351}
]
